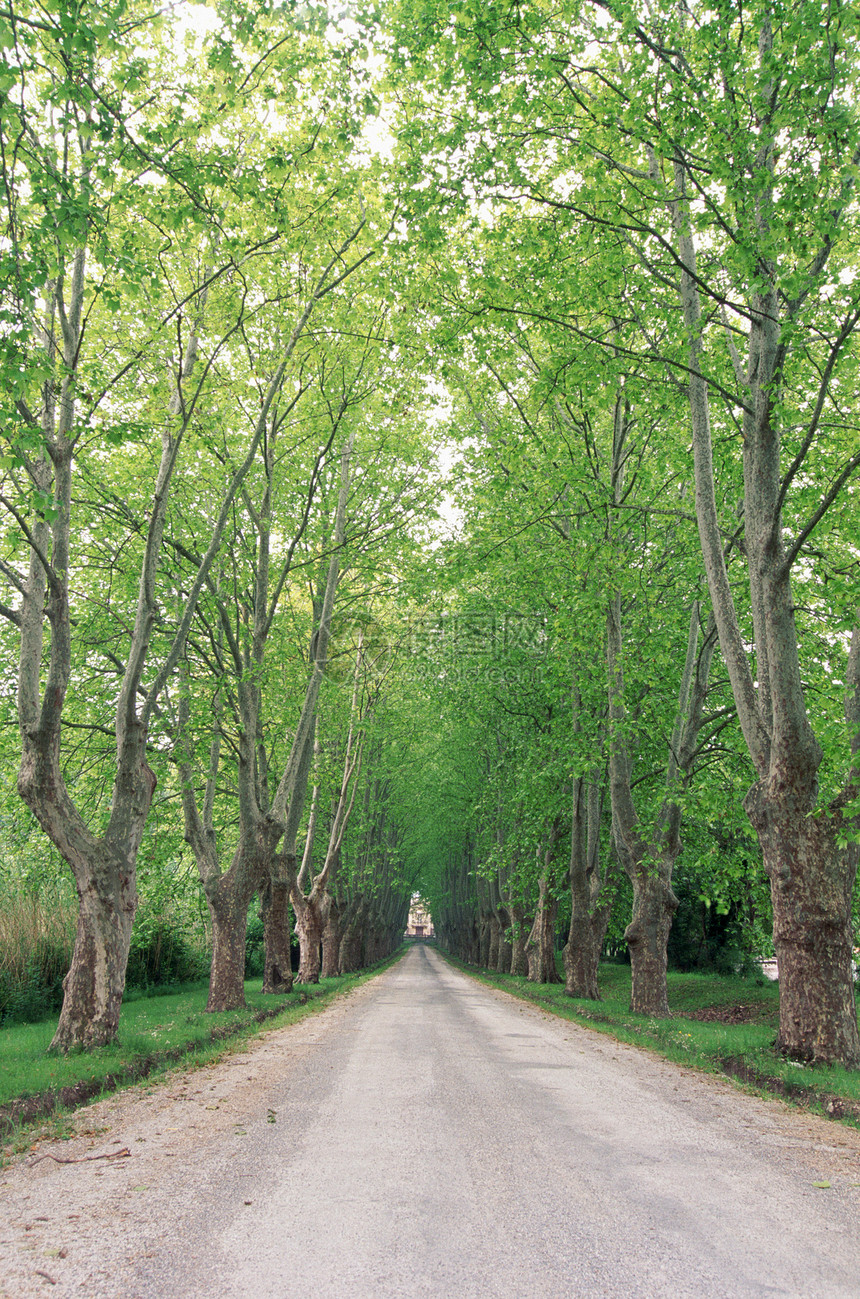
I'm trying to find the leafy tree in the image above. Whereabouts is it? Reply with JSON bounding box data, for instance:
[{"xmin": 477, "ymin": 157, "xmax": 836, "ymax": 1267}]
[
  {"xmin": 390, "ymin": 0, "xmax": 860, "ymax": 1063},
  {"xmin": 0, "ymin": 0, "xmax": 385, "ymax": 1045}
]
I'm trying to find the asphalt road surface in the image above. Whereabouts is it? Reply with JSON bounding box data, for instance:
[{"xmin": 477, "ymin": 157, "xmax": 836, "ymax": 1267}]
[{"xmin": 2, "ymin": 944, "xmax": 859, "ymax": 1298}]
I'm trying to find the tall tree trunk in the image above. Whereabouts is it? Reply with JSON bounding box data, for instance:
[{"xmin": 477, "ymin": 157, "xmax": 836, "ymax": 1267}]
[
  {"xmin": 260, "ymin": 860, "xmax": 293, "ymax": 994},
  {"xmin": 205, "ymin": 877, "xmax": 251, "ymax": 1013},
  {"xmin": 488, "ymin": 913, "xmax": 500, "ymax": 970},
  {"xmin": 294, "ymin": 892, "xmax": 324, "ymax": 984},
  {"xmin": 50, "ymin": 848, "xmax": 138, "ymax": 1051},
  {"xmin": 525, "ymin": 882, "xmax": 561, "ymax": 984},
  {"xmin": 526, "ymin": 826, "xmax": 563, "ymax": 984},
  {"xmin": 496, "ymin": 906, "xmax": 513, "ymax": 973},
  {"xmin": 321, "ymin": 893, "xmax": 342, "ymax": 978},
  {"xmin": 338, "ymin": 894, "xmax": 368, "ymax": 973},
  {"xmin": 290, "ymin": 612, "xmax": 367, "ymax": 985},
  {"xmin": 609, "ymin": 595, "xmax": 715, "ymax": 1017},
  {"xmin": 477, "ymin": 905, "xmax": 491, "ymax": 967},
  {"xmin": 509, "ymin": 902, "xmax": 529, "ymax": 976},
  {"xmin": 565, "ymin": 767, "xmax": 610, "ymax": 1000},
  {"xmin": 746, "ymin": 786, "xmax": 859, "ymax": 1062}
]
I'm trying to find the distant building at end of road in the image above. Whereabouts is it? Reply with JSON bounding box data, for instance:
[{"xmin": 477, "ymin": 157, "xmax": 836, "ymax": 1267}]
[{"xmin": 405, "ymin": 898, "xmax": 434, "ymax": 938}]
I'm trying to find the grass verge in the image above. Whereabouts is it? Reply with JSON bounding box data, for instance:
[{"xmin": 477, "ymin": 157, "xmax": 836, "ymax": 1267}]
[
  {"xmin": 0, "ymin": 952, "xmax": 403, "ymax": 1156},
  {"xmin": 438, "ymin": 951, "xmax": 860, "ymax": 1126}
]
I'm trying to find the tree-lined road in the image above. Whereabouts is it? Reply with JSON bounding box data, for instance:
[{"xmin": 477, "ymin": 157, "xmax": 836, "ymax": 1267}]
[{"xmin": 2, "ymin": 947, "xmax": 859, "ymax": 1297}]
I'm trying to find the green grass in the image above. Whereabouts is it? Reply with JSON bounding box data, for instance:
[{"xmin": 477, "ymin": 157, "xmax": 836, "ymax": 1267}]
[
  {"xmin": 0, "ymin": 953, "xmax": 404, "ymax": 1152},
  {"xmin": 440, "ymin": 954, "xmax": 860, "ymax": 1119}
]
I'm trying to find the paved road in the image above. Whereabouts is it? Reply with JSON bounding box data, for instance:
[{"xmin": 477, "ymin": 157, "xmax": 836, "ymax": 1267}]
[{"xmin": 2, "ymin": 945, "xmax": 860, "ymax": 1297}]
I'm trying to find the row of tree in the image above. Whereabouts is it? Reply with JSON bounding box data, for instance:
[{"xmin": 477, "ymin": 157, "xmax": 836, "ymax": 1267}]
[
  {"xmin": 388, "ymin": 0, "xmax": 860, "ymax": 1065},
  {"xmin": 0, "ymin": 0, "xmax": 428, "ymax": 1049}
]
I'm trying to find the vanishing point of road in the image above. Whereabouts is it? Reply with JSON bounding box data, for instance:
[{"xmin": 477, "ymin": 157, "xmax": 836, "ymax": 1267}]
[{"xmin": 2, "ymin": 944, "xmax": 859, "ymax": 1298}]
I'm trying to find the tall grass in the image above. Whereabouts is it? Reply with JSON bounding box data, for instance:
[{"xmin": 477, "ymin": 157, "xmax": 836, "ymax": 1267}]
[{"xmin": 0, "ymin": 889, "xmax": 76, "ymax": 1025}]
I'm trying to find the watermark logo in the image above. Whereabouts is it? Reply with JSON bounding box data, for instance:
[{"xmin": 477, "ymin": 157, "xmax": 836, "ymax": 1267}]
[{"xmin": 398, "ymin": 611, "xmax": 548, "ymax": 685}]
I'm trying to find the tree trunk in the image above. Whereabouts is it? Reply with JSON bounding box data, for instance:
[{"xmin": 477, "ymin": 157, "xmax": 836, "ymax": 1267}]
[
  {"xmin": 295, "ymin": 897, "xmax": 323, "ymax": 984},
  {"xmin": 478, "ymin": 912, "xmax": 492, "ymax": 967},
  {"xmin": 564, "ymin": 797, "xmax": 612, "ymax": 1000},
  {"xmin": 260, "ymin": 874, "xmax": 293, "ymax": 994},
  {"xmin": 670, "ymin": 109, "xmax": 860, "ymax": 1063},
  {"xmin": 564, "ymin": 771, "xmax": 610, "ymax": 1000},
  {"xmin": 526, "ymin": 878, "xmax": 561, "ymax": 984},
  {"xmin": 321, "ymin": 894, "xmax": 342, "ymax": 978},
  {"xmin": 50, "ymin": 851, "xmax": 137, "ymax": 1051},
  {"xmin": 339, "ymin": 896, "xmax": 367, "ymax": 973},
  {"xmin": 564, "ymin": 892, "xmax": 611, "ymax": 1001},
  {"xmin": 497, "ymin": 907, "xmax": 513, "ymax": 973},
  {"xmin": 488, "ymin": 914, "xmax": 500, "ymax": 970},
  {"xmin": 205, "ymin": 875, "xmax": 251, "ymax": 1012},
  {"xmin": 564, "ymin": 914, "xmax": 602, "ymax": 1001},
  {"xmin": 509, "ymin": 903, "xmax": 529, "ymax": 976},
  {"xmin": 17, "ymin": 705, "xmax": 158, "ymax": 1051},
  {"xmin": 746, "ymin": 785, "xmax": 859, "ymax": 1064},
  {"xmin": 624, "ymin": 868, "xmax": 679, "ymax": 1017}
]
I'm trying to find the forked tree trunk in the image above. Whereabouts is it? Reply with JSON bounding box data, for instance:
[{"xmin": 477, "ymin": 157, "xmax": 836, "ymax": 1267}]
[
  {"xmin": 607, "ymin": 559, "xmax": 715, "ymax": 1018},
  {"xmin": 747, "ymin": 785, "xmax": 859, "ymax": 1063},
  {"xmin": 51, "ymin": 851, "xmax": 138, "ymax": 1051},
  {"xmin": 669, "ymin": 80, "xmax": 860, "ymax": 1063}
]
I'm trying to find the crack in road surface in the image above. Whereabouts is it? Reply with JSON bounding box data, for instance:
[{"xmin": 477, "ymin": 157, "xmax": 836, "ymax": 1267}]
[{"xmin": 2, "ymin": 945, "xmax": 859, "ymax": 1297}]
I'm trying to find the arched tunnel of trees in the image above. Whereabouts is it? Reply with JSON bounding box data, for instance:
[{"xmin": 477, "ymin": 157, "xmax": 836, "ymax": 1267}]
[{"xmin": 0, "ymin": 0, "xmax": 858, "ymax": 1067}]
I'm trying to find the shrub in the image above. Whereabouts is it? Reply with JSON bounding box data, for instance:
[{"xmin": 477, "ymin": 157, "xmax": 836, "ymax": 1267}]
[
  {"xmin": 245, "ymin": 908, "xmax": 265, "ymax": 978},
  {"xmin": 126, "ymin": 910, "xmax": 210, "ymax": 990}
]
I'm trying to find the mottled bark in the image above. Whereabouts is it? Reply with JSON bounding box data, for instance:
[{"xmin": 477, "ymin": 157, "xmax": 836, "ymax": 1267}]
[
  {"xmin": 564, "ymin": 767, "xmax": 610, "ymax": 1001},
  {"xmin": 526, "ymin": 888, "xmax": 560, "ymax": 984},
  {"xmin": 260, "ymin": 863, "xmax": 293, "ymax": 994},
  {"xmin": 338, "ymin": 895, "xmax": 368, "ymax": 973},
  {"xmin": 488, "ymin": 914, "xmax": 501, "ymax": 970},
  {"xmin": 564, "ymin": 905, "xmax": 607, "ymax": 1002},
  {"xmin": 295, "ymin": 900, "xmax": 323, "ymax": 984},
  {"xmin": 526, "ymin": 828, "xmax": 563, "ymax": 985},
  {"xmin": 206, "ymin": 876, "xmax": 252, "ymax": 1012},
  {"xmin": 746, "ymin": 784, "xmax": 859, "ymax": 1063},
  {"xmin": 496, "ymin": 906, "xmax": 513, "ymax": 974},
  {"xmin": 624, "ymin": 876, "xmax": 679, "ymax": 1017},
  {"xmin": 509, "ymin": 902, "xmax": 529, "ymax": 976},
  {"xmin": 50, "ymin": 848, "xmax": 138, "ymax": 1051},
  {"xmin": 321, "ymin": 894, "xmax": 342, "ymax": 978}
]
